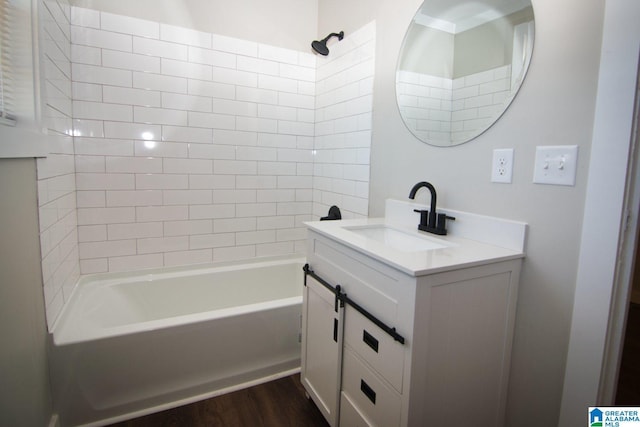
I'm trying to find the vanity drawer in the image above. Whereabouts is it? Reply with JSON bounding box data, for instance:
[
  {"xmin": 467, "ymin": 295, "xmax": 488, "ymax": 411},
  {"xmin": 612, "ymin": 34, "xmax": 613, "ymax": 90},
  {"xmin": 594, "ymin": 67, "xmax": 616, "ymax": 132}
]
[
  {"xmin": 344, "ymin": 306, "xmax": 405, "ymax": 393},
  {"xmin": 340, "ymin": 391, "xmax": 372, "ymax": 427},
  {"xmin": 309, "ymin": 233, "xmax": 407, "ymax": 327},
  {"xmin": 341, "ymin": 347, "xmax": 401, "ymax": 427}
]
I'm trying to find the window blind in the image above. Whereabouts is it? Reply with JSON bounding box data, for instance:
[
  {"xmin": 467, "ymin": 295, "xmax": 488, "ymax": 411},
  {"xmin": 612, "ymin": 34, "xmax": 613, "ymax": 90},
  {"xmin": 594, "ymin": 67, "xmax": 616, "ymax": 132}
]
[
  {"xmin": 0, "ymin": 0, "xmax": 16, "ymax": 126},
  {"xmin": 0, "ymin": 0, "xmax": 47, "ymax": 158}
]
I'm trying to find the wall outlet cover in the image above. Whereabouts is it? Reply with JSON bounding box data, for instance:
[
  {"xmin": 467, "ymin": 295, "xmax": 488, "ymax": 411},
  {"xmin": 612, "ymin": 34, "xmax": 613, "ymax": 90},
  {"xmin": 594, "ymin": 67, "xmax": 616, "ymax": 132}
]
[{"xmin": 491, "ymin": 148, "xmax": 514, "ymax": 183}]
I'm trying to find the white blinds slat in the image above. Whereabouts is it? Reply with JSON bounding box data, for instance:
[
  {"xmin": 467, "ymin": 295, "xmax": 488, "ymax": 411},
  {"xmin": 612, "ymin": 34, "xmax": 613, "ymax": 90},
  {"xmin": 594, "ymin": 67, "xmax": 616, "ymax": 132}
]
[{"xmin": 0, "ymin": 0, "xmax": 16, "ymax": 124}]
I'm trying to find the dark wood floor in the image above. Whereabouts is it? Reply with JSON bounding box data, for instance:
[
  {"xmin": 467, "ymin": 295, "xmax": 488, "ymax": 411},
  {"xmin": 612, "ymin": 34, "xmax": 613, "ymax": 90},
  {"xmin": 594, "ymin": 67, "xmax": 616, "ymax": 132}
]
[
  {"xmin": 615, "ymin": 303, "xmax": 640, "ymax": 404},
  {"xmin": 109, "ymin": 304, "xmax": 638, "ymax": 425},
  {"xmin": 108, "ymin": 374, "xmax": 329, "ymax": 427}
]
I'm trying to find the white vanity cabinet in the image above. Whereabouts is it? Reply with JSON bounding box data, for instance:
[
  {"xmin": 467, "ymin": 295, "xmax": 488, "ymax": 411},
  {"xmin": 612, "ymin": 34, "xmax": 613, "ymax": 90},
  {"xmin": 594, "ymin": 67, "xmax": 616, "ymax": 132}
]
[{"xmin": 302, "ymin": 224, "xmax": 523, "ymax": 427}]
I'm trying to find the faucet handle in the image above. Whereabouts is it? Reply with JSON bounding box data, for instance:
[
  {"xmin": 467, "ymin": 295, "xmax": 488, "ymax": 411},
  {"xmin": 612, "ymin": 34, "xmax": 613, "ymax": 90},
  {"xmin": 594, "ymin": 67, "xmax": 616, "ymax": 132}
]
[
  {"xmin": 436, "ymin": 213, "xmax": 455, "ymax": 234},
  {"xmin": 413, "ymin": 209, "xmax": 429, "ymax": 227}
]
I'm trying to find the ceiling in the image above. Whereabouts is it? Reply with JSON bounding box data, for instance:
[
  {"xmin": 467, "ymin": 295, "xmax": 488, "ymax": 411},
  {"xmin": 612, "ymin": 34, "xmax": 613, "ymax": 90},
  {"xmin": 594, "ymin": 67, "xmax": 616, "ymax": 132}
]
[{"xmin": 415, "ymin": 0, "xmax": 532, "ymax": 33}]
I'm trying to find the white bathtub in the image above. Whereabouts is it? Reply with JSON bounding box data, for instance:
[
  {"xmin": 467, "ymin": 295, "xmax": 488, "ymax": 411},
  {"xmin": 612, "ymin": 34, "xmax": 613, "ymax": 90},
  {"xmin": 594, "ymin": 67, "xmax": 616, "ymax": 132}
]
[{"xmin": 49, "ymin": 256, "xmax": 305, "ymax": 427}]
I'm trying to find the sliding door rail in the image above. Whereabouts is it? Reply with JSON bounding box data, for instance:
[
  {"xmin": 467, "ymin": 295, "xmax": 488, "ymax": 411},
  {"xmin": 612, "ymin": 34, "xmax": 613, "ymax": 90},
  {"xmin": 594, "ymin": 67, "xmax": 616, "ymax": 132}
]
[{"xmin": 303, "ymin": 264, "xmax": 405, "ymax": 344}]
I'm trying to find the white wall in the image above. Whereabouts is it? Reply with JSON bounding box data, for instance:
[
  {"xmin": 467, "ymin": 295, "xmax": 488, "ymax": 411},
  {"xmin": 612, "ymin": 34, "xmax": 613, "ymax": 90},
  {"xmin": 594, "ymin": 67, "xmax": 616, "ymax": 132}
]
[
  {"xmin": 560, "ymin": 0, "xmax": 640, "ymax": 423},
  {"xmin": 319, "ymin": 0, "xmax": 604, "ymax": 425},
  {"xmin": 0, "ymin": 159, "xmax": 53, "ymax": 427},
  {"xmin": 69, "ymin": 0, "xmax": 318, "ymax": 52}
]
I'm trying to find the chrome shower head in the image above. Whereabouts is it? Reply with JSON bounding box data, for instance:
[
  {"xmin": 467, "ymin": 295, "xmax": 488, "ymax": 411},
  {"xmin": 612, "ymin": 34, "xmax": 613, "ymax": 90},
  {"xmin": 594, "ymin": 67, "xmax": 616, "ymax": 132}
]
[{"xmin": 311, "ymin": 31, "xmax": 344, "ymax": 56}]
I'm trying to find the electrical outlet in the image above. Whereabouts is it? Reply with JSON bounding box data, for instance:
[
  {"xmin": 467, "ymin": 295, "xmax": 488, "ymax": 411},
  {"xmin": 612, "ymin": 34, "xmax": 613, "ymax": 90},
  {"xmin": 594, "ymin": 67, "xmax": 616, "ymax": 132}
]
[{"xmin": 491, "ymin": 148, "xmax": 514, "ymax": 183}]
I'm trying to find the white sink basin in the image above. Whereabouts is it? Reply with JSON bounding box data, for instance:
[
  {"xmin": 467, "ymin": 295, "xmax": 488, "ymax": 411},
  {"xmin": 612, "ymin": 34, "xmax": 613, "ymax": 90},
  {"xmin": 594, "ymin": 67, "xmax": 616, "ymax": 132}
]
[{"xmin": 343, "ymin": 224, "xmax": 450, "ymax": 252}]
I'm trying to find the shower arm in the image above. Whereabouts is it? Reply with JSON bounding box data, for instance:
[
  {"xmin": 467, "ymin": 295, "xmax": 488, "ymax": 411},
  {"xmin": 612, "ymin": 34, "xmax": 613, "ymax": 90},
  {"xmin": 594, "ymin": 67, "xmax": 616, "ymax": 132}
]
[{"xmin": 322, "ymin": 31, "xmax": 344, "ymax": 43}]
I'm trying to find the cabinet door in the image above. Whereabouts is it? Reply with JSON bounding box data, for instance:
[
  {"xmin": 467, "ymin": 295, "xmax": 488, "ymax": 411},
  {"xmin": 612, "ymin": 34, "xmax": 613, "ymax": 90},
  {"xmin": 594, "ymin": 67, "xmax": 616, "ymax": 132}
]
[{"xmin": 301, "ymin": 276, "xmax": 343, "ymax": 426}]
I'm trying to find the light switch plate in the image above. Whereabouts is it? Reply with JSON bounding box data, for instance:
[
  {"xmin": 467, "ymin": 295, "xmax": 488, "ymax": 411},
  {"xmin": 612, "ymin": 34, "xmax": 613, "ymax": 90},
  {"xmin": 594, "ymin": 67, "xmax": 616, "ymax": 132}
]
[
  {"xmin": 491, "ymin": 148, "xmax": 514, "ymax": 183},
  {"xmin": 533, "ymin": 145, "xmax": 578, "ymax": 186}
]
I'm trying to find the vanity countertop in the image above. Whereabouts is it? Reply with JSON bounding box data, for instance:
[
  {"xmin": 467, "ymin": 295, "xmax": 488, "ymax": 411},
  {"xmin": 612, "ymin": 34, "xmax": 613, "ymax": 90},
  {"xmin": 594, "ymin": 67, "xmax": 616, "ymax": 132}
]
[{"xmin": 305, "ymin": 216, "xmax": 525, "ymax": 277}]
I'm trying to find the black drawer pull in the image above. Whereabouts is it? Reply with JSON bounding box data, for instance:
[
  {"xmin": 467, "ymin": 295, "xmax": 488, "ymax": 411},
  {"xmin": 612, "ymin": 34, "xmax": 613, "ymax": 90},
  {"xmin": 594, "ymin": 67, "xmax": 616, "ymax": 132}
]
[
  {"xmin": 360, "ymin": 379, "xmax": 376, "ymax": 404},
  {"xmin": 363, "ymin": 330, "xmax": 379, "ymax": 353},
  {"xmin": 333, "ymin": 318, "xmax": 338, "ymax": 342}
]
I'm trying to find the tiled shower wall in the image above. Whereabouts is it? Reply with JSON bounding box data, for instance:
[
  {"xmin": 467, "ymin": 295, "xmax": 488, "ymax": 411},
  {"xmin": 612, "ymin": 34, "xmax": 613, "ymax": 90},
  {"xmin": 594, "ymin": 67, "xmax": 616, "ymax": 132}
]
[
  {"xmin": 38, "ymin": 0, "xmax": 81, "ymax": 325},
  {"xmin": 396, "ymin": 71, "xmax": 453, "ymax": 143},
  {"xmin": 70, "ymin": 6, "xmax": 318, "ymax": 275},
  {"xmin": 397, "ymin": 65, "xmax": 511, "ymax": 144},
  {"xmin": 36, "ymin": 6, "xmax": 375, "ymax": 327},
  {"xmin": 313, "ymin": 22, "xmax": 375, "ymax": 219},
  {"xmin": 451, "ymin": 65, "xmax": 512, "ymax": 143}
]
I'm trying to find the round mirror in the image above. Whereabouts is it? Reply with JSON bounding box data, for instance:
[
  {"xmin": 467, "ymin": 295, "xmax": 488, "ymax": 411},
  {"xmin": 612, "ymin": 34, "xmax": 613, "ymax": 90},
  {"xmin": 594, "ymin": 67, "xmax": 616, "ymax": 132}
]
[{"xmin": 396, "ymin": 0, "xmax": 534, "ymax": 146}]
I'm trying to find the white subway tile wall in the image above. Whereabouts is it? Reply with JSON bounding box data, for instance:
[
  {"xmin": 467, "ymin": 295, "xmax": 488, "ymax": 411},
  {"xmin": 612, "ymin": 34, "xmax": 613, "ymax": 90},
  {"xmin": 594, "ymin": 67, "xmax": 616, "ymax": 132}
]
[
  {"xmin": 68, "ymin": 10, "xmax": 375, "ymax": 270},
  {"xmin": 70, "ymin": 6, "xmax": 317, "ymax": 276},
  {"xmin": 314, "ymin": 22, "xmax": 375, "ymax": 219},
  {"xmin": 37, "ymin": 6, "xmax": 375, "ymax": 328},
  {"xmin": 451, "ymin": 65, "xmax": 512, "ymax": 142},
  {"xmin": 38, "ymin": 0, "xmax": 81, "ymax": 328},
  {"xmin": 396, "ymin": 65, "xmax": 511, "ymax": 144}
]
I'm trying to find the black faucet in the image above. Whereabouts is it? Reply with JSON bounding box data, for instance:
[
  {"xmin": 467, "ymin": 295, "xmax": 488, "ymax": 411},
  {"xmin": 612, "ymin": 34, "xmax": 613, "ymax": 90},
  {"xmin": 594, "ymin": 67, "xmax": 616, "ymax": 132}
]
[{"xmin": 408, "ymin": 181, "xmax": 455, "ymax": 235}]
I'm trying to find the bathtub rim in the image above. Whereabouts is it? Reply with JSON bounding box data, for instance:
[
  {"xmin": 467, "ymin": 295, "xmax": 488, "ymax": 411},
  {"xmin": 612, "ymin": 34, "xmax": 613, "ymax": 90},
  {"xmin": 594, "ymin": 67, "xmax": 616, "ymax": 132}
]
[
  {"xmin": 69, "ymin": 254, "xmax": 307, "ymax": 291},
  {"xmin": 51, "ymin": 254, "xmax": 306, "ymax": 346}
]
